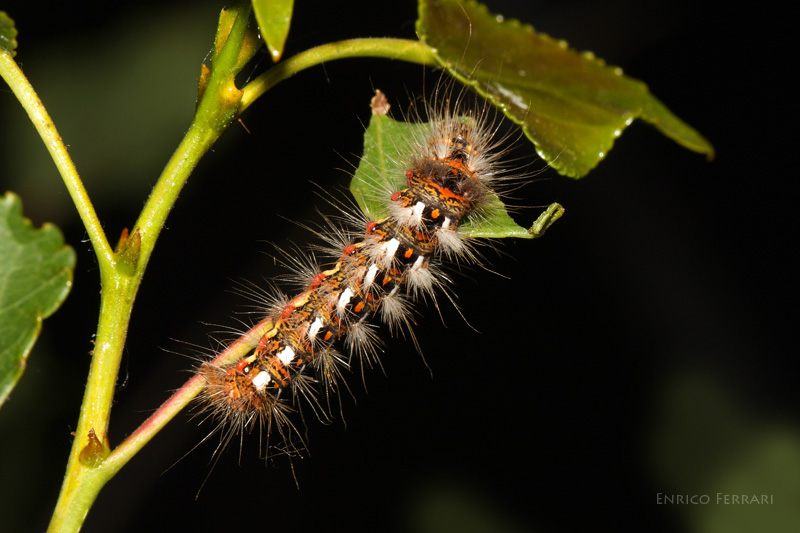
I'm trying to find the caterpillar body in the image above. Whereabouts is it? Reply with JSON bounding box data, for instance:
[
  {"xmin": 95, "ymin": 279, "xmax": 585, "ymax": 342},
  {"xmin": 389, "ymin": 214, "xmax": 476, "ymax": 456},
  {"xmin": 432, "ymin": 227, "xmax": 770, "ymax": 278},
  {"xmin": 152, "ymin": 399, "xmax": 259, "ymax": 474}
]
[{"xmin": 196, "ymin": 88, "xmax": 562, "ymax": 460}]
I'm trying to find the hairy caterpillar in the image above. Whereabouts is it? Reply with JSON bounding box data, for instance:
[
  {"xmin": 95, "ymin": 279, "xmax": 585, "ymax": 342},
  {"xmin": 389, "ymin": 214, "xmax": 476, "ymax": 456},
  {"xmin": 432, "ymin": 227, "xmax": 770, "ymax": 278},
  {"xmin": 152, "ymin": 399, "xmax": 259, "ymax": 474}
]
[{"xmin": 193, "ymin": 86, "xmax": 562, "ymax": 464}]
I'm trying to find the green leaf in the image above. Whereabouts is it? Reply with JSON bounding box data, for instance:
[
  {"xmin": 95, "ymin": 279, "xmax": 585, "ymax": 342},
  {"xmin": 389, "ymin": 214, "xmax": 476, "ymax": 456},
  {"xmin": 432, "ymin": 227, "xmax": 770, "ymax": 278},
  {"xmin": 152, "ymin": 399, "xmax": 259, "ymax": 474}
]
[
  {"xmin": 0, "ymin": 192, "xmax": 75, "ymax": 407},
  {"xmin": 252, "ymin": 0, "xmax": 293, "ymax": 62},
  {"xmin": 0, "ymin": 11, "xmax": 18, "ymax": 56},
  {"xmin": 417, "ymin": 0, "xmax": 714, "ymax": 178},
  {"xmin": 114, "ymin": 227, "xmax": 141, "ymax": 277},
  {"xmin": 211, "ymin": 4, "xmax": 262, "ymax": 74},
  {"xmin": 350, "ymin": 97, "xmax": 534, "ymax": 239}
]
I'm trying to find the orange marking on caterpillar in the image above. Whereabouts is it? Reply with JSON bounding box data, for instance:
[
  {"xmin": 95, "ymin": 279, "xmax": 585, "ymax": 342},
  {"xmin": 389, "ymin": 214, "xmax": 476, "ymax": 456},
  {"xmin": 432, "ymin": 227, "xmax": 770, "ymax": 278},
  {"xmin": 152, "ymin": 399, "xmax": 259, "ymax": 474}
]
[
  {"xmin": 256, "ymin": 335, "xmax": 270, "ymax": 353},
  {"xmin": 268, "ymin": 357, "xmax": 291, "ymax": 385},
  {"xmin": 428, "ymin": 180, "xmax": 470, "ymax": 203},
  {"xmin": 310, "ymin": 272, "xmax": 326, "ymax": 290}
]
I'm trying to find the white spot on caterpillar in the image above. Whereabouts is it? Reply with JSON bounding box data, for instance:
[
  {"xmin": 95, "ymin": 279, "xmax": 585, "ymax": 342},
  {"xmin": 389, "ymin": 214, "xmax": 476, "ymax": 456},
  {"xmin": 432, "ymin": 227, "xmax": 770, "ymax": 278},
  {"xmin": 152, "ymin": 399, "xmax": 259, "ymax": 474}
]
[
  {"xmin": 410, "ymin": 201, "xmax": 426, "ymax": 226},
  {"xmin": 308, "ymin": 317, "xmax": 323, "ymax": 341},
  {"xmin": 364, "ymin": 264, "xmax": 379, "ymax": 290},
  {"xmin": 277, "ymin": 346, "xmax": 295, "ymax": 366},
  {"xmin": 337, "ymin": 287, "xmax": 354, "ymax": 316},
  {"xmin": 251, "ymin": 370, "xmax": 271, "ymax": 391},
  {"xmin": 382, "ymin": 238, "xmax": 400, "ymax": 264}
]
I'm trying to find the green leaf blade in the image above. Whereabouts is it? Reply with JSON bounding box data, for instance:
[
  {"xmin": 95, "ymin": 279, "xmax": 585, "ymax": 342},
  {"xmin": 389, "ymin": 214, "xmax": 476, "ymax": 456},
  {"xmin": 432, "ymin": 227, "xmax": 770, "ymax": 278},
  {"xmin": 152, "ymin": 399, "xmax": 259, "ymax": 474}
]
[
  {"xmin": 0, "ymin": 192, "xmax": 75, "ymax": 407},
  {"xmin": 252, "ymin": 0, "xmax": 294, "ymax": 62},
  {"xmin": 0, "ymin": 11, "xmax": 18, "ymax": 56},
  {"xmin": 350, "ymin": 111, "xmax": 416, "ymax": 221},
  {"xmin": 417, "ymin": 0, "xmax": 714, "ymax": 178}
]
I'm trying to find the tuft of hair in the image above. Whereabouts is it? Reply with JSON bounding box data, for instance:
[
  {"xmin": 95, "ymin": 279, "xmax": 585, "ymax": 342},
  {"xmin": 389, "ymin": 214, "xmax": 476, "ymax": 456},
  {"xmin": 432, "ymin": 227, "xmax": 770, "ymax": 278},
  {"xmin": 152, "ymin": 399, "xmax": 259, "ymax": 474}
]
[{"xmin": 194, "ymin": 360, "xmax": 304, "ymax": 461}]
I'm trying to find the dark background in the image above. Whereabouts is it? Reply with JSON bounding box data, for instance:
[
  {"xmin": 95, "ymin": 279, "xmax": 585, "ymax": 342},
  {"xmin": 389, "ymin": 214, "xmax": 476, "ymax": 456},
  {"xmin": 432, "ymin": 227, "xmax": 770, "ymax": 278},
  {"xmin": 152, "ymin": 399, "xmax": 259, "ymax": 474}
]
[{"xmin": 0, "ymin": 1, "xmax": 794, "ymax": 532}]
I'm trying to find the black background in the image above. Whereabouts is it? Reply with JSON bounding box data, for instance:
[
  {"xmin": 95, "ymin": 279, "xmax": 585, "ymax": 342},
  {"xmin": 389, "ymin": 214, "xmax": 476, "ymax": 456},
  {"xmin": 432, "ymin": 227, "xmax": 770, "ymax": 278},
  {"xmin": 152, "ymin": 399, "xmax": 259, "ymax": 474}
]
[{"xmin": 0, "ymin": 1, "xmax": 794, "ymax": 532}]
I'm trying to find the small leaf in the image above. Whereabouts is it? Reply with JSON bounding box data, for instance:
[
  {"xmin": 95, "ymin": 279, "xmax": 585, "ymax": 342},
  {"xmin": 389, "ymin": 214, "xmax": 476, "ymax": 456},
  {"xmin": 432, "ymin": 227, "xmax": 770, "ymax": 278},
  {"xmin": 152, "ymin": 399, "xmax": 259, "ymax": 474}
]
[
  {"xmin": 212, "ymin": 7, "xmax": 238, "ymax": 61},
  {"xmin": 78, "ymin": 428, "xmax": 111, "ymax": 468},
  {"xmin": 0, "ymin": 11, "xmax": 18, "ymax": 56},
  {"xmin": 252, "ymin": 0, "xmax": 293, "ymax": 62},
  {"xmin": 350, "ymin": 109, "xmax": 416, "ymax": 222},
  {"xmin": 196, "ymin": 63, "xmax": 212, "ymax": 103},
  {"xmin": 350, "ymin": 99, "xmax": 533, "ymax": 239},
  {"xmin": 417, "ymin": 0, "xmax": 714, "ymax": 178},
  {"xmin": 0, "ymin": 192, "xmax": 75, "ymax": 407},
  {"xmin": 211, "ymin": 5, "xmax": 261, "ymax": 74},
  {"xmin": 528, "ymin": 202, "xmax": 565, "ymax": 239},
  {"xmin": 114, "ymin": 227, "xmax": 141, "ymax": 277}
]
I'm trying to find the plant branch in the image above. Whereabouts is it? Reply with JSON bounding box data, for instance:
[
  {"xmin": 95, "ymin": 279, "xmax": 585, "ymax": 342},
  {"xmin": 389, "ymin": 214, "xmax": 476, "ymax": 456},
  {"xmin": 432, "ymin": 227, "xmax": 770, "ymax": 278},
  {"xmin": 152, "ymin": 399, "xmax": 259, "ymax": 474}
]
[
  {"xmin": 46, "ymin": 4, "xmax": 256, "ymax": 532},
  {"xmin": 101, "ymin": 317, "xmax": 273, "ymax": 477},
  {"xmin": 0, "ymin": 49, "xmax": 113, "ymax": 266},
  {"xmin": 240, "ymin": 38, "xmax": 438, "ymax": 113}
]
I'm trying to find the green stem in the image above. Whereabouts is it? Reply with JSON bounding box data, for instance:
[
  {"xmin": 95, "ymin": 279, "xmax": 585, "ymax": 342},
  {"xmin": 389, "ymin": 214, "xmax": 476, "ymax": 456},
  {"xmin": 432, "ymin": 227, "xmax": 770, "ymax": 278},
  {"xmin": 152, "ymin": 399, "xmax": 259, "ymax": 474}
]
[
  {"xmin": 240, "ymin": 38, "xmax": 438, "ymax": 113},
  {"xmin": 46, "ymin": 119, "xmax": 228, "ymax": 533},
  {"xmin": 45, "ymin": 4, "xmax": 255, "ymax": 531},
  {"xmin": 0, "ymin": 49, "xmax": 113, "ymax": 266}
]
